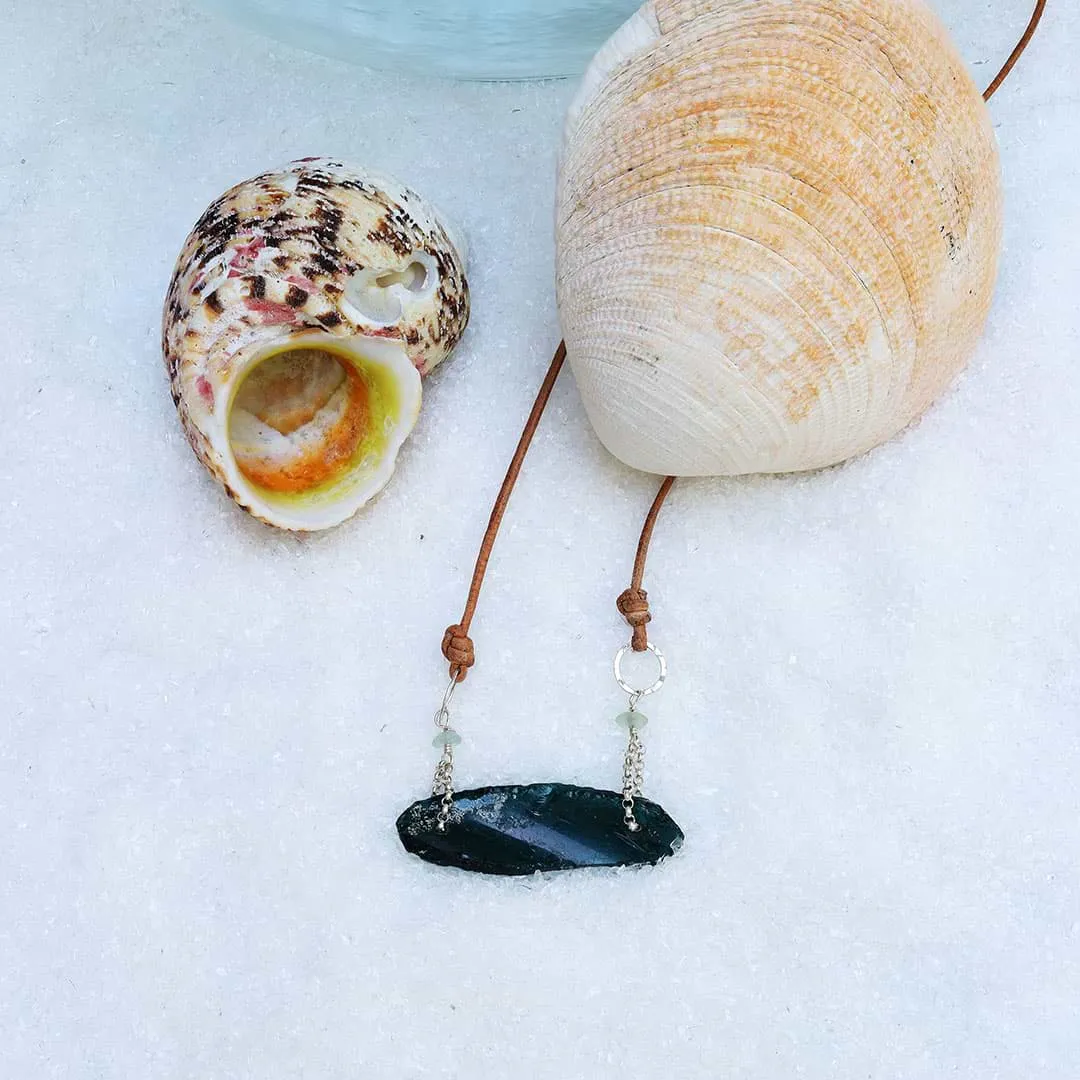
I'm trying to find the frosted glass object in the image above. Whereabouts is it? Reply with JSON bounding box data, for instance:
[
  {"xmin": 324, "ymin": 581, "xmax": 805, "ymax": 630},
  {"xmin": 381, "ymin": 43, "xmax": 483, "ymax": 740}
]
[{"xmin": 201, "ymin": 0, "xmax": 642, "ymax": 80}]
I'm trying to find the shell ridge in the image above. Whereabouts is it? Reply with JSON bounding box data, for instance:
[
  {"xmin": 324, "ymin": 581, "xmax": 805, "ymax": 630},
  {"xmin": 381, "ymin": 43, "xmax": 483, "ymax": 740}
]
[
  {"xmin": 556, "ymin": 0, "xmax": 1001, "ymax": 476},
  {"xmin": 560, "ymin": 162, "xmax": 915, "ymax": 451},
  {"xmin": 564, "ymin": 4, "xmax": 663, "ymax": 153},
  {"xmin": 566, "ymin": 302, "xmax": 780, "ymax": 472},
  {"xmin": 559, "ymin": 170, "xmax": 914, "ymax": 398},
  {"xmin": 570, "ymin": 303, "xmax": 799, "ymax": 473}
]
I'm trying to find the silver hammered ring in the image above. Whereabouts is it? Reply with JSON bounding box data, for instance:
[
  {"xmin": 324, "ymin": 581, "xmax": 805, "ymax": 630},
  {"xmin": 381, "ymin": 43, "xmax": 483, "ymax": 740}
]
[{"xmin": 613, "ymin": 642, "xmax": 667, "ymax": 698}]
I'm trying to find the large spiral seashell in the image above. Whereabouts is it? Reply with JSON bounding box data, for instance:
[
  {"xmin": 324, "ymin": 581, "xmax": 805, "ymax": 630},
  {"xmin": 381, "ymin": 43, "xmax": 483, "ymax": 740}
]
[
  {"xmin": 163, "ymin": 158, "xmax": 469, "ymax": 530},
  {"xmin": 556, "ymin": 0, "xmax": 1001, "ymax": 476}
]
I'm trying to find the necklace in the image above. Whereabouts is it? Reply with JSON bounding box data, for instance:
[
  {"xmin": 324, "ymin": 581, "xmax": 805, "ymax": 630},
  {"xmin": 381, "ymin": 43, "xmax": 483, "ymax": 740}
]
[
  {"xmin": 396, "ymin": 344, "xmax": 683, "ymax": 875},
  {"xmin": 394, "ymin": 1, "xmax": 1046, "ymax": 876}
]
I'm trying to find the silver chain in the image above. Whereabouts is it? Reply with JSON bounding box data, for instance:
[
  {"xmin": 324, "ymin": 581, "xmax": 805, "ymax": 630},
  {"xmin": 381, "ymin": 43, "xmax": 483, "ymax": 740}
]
[
  {"xmin": 621, "ymin": 726, "xmax": 645, "ymax": 831},
  {"xmin": 432, "ymin": 744, "xmax": 455, "ymax": 831},
  {"xmin": 422, "ymin": 644, "xmax": 665, "ymax": 836},
  {"xmin": 430, "ymin": 677, "xmax": 459, "ymax": 832},
  {"xmin": 613, "ymin": 642, "xmax": 666, "ymax": 833}
]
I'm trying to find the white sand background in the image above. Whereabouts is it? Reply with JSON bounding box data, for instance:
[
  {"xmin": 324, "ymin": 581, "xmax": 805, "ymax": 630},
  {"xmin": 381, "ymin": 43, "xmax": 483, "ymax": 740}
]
[{"xmin": 1, "ymin": 1, "xmax": 1077, "ymax": 1076}]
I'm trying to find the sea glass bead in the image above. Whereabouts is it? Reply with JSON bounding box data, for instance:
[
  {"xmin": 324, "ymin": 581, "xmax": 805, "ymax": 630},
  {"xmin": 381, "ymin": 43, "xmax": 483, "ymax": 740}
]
[
  {"xmin": 432, "ymin": 728, "xmax": 463, "ymax": 748},
  {"xmin": 615, "ymin": 711, "xmax": 648, "ymax": 732}
]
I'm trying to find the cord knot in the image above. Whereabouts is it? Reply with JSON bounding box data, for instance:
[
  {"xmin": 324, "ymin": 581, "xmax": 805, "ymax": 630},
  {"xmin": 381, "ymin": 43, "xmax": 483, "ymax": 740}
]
[
  {"xmin": 617, "ymin": 587, "xmax": 651, "ymax": 652},
  {"xmin": 441, "ymin": 624, "xmax": 475, "ymax": 681}
]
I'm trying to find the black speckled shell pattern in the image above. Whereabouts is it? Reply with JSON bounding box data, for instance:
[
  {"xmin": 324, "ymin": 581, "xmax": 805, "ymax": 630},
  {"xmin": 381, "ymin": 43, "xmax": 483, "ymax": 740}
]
[{"xmin": 161, "ymin": 157, "xmax": 470, "ymax": 509}]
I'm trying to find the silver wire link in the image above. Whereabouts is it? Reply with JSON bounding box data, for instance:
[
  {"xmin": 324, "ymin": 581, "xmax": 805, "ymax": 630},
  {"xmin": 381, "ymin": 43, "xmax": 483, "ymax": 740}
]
[
  {"xmin": 614, "ymin": 641, "xmax": 666, "ymax": 831},
  {"xmin": 431, "ymin": 675, "xmax": 459, "ymax": 831},
  {"xmin": 433, "ymin": 676, "xmax": 458, "ymax": 730}
]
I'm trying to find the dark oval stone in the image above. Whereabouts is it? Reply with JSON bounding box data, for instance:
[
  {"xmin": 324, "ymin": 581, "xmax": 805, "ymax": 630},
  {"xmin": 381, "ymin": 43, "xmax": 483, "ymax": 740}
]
[{"xmin": 396, "ymin": 783, "xmax": 683, "ymax": 876}]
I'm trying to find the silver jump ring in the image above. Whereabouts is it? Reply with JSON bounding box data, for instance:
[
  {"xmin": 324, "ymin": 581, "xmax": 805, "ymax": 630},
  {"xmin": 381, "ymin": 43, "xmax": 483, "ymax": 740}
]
[{"xmin": 613, "ymin": 642, "xmax": 667, "ymax": 698}]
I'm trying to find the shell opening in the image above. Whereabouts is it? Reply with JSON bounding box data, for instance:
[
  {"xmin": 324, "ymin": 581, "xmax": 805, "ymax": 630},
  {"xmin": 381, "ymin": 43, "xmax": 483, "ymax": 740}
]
[
  {"xmin": 229, "ymin": 348, "xmax": 370, "ymax": 494},
  {"xmin": 375, "ymin": 262, "xmax": 428, "ymax": 292},
  {"xmin": 340, "ymin": 253, "xmax": 437, "ymax": 326},
  {"xmin": 222, "ymin": 335, "xmax": 422, "ymax": 530}
]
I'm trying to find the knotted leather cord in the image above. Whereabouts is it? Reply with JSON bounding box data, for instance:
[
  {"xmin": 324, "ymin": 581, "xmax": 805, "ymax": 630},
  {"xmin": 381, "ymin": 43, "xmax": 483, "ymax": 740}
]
[
  {"xmin": 616, "ymin": 476, "xmax": 676, "ymax": 653},
  {"xmin": 441, "ymin": 0, "xmax": 1045, "ymax": 684},
  {"xmin": 441, "ymin": 342, "xmax": 570, "ymax": 681}
]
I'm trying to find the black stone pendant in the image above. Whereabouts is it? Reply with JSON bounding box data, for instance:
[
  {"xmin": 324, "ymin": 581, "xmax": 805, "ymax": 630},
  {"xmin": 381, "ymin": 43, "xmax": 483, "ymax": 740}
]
[{"xmin": 396, "ymin": 782, "xmax": 683, "ymax": 876}]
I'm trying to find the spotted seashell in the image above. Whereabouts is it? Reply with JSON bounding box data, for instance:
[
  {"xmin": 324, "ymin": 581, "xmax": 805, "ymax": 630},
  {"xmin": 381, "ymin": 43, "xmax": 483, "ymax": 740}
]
[{"xmin": 162, "ymin": 157, "xmax": 469, "ymax": 530}]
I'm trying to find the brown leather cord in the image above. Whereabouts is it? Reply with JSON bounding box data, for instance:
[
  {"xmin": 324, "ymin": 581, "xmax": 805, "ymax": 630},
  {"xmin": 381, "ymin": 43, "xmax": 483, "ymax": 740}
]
[
  {"xmin": 617, "ymin": 475, "xmax": 677, "ymax": 652},
  {"xmin": 442, "ymin": 2, "xmax": 1045, "ymax": 683},
  {"xmin": 442, "ymin": 341, "xmax": 567, "ymax": 681},
  {"xmin": 442, "ymin": 340, "xmax": 674, "ymax": 680},
  {"xmin": 983, "ymin": 0, "xmax": 1046, "ymax": 102}
]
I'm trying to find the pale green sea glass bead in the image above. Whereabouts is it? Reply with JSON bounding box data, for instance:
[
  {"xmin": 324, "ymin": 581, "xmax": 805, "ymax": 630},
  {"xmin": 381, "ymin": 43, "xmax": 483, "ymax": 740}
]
[
  {"xmin": 433, "ymin": 728, "xmax": 463, "ymax": 748},
  {"xmin": 615, "ymin": 711, "xmax": 648, "ymax": 732}
]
